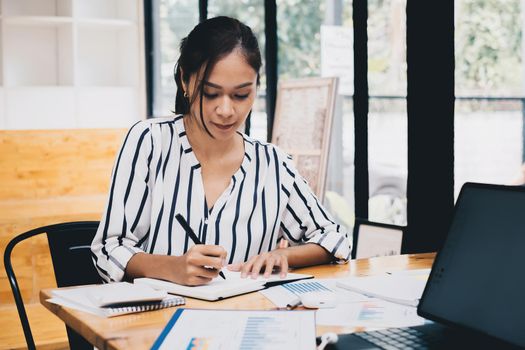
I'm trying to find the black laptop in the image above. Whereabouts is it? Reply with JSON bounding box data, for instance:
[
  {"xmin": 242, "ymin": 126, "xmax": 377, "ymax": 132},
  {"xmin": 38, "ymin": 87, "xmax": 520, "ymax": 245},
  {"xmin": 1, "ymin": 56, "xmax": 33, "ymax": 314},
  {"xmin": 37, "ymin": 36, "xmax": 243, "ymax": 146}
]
[{"xmin": 323, "ymin": 182, "xmax": 525, "ymax": 349}]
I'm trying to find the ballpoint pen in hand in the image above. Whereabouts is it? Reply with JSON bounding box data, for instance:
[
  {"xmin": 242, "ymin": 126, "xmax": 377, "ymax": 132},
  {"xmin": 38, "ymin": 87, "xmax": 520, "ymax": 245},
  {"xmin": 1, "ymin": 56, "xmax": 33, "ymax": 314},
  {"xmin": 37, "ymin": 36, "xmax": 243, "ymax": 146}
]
[{"xmin": 175, "ymin": 214, "xmax": 226, "ymax": 279}]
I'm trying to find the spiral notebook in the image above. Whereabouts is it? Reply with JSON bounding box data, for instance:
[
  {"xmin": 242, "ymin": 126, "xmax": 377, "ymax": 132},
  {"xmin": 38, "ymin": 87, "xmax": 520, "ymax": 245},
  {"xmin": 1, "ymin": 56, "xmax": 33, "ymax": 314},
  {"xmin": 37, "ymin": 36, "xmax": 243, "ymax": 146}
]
[{"xmin": 48, "ymin": 282, "xmax": 185, "ymax": 317}]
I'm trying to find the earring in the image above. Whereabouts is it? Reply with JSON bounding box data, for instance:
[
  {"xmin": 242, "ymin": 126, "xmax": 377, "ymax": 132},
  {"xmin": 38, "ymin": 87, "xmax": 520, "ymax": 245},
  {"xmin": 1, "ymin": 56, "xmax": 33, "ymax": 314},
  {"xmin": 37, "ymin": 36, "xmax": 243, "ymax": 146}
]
[{"xmin": 183, "ymin": 91, "xmax": 188, "ymax": 98}]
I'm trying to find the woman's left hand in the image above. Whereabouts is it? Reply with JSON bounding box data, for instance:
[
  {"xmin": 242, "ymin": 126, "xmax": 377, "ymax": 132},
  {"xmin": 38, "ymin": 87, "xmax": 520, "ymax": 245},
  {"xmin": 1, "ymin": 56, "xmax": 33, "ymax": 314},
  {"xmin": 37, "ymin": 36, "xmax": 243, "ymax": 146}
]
[{"xmin": 227, "ymin": 249, "xmax": 289, "ymax": 279}]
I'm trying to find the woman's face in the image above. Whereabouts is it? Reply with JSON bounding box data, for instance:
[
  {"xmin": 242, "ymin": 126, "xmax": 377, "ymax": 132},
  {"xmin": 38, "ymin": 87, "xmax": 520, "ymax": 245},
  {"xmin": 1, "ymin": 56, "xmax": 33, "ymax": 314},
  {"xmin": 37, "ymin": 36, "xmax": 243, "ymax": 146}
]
[{"xmin": 185, "ymin": 49, "xmax": 258, "ymax": 140}]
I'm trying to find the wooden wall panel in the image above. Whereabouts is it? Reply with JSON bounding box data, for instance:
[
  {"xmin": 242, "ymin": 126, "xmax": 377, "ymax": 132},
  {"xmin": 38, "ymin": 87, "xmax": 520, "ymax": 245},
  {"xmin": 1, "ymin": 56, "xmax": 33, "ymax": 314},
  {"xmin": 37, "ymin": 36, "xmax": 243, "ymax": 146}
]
[
  {"xmin": 0, "ymin": 129, "xmax": 127, "ymax": 307},
  {"xmin": 0, "ymin": 303, "xmax": 69, "ymax": 350},
  {"xmin": 0, "ymin": 129, "xmax": 126, "ymax": 200}
]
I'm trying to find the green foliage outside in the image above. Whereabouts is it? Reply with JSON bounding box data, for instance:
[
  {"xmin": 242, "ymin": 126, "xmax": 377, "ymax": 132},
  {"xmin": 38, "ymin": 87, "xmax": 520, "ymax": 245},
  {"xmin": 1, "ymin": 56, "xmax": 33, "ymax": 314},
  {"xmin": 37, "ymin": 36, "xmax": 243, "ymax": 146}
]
[
  {"xmin": 276, "ymin": 0, "xmax": 325, "ymax": 79},
  {"xmin": 456, "ymin": 0, "xmax": 522, "ymax": 95},
  {"xmin": 160, "ymin": 0, "xmax": 524, "ymax": 97}
]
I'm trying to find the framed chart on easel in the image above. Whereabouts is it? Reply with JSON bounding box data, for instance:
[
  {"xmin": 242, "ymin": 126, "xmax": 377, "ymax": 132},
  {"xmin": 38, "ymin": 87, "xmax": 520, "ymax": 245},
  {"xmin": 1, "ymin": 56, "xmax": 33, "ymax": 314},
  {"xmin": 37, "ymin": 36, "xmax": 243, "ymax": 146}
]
[{"xmin": 271, "ymin": 77, "xmax": 338, "ymax": 202}]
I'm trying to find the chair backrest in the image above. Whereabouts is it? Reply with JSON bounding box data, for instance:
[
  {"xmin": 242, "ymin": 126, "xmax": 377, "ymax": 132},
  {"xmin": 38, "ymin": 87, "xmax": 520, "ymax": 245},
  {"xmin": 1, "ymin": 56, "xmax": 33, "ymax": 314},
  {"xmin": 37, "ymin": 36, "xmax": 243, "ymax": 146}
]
[
  {"xmin": 46, "ymin": 222, "xmax": 101, "ymax": 287},
  {"xmin": 3, "ymin": 221, "xmax": 101, "ymax": 350},
  {"xmin": 271, "ymin": 77, "xmax": 338, "ymax": 201},
  {"xmin": 351, "ymin": 218, "xmax": 405, "ymax": 259}
]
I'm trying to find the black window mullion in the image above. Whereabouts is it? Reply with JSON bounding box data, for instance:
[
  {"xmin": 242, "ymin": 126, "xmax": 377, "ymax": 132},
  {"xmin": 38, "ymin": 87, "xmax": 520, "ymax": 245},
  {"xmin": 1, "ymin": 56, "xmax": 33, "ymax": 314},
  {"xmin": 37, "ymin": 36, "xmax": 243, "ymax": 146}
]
[
  {"xmin": 264, "ymin": 0, "xmax": 278, "ymax": 142},
  {"xmin": 353, "ymin": 0, "xmax": 369, "ymax": 220},
  {"xmin": 199, "ymin": 0, "xmax": 208, "ymax": 22},
  {"xmin": 144, "ymin": 0, "xmax": 154, "ymax": 118},
  {"xmin": 405, "ymin": 0, "xmax": 455, "ymax": 253}
]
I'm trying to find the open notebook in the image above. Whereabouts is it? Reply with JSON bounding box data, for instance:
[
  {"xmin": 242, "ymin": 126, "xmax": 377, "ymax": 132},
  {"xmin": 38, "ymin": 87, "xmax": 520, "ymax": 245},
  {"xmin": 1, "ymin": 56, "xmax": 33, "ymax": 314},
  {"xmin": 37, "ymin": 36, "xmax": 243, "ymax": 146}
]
[
  {"xmin": 135, "ymin": 270, "xmax": 313, "ymax": 301},
  {"xmin": 48, "ymin": 282, "xmax": 185, "ymax": 317}
]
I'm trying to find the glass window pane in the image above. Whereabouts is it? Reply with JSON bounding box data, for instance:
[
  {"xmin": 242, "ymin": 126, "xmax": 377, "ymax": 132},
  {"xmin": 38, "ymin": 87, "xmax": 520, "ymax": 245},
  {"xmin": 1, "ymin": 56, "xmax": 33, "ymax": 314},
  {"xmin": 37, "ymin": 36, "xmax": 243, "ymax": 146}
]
[
  {"xmin": 277, "ymin": 0, "xmax": 355, "ymax": 233},
  {"xmin": 155, "ymin": 0, "xmax": 199, "ymax": 117},
  {"xmin": 455, "ymin": 0, "xmax": 523, "ymax": 197},
  {"xmin": 368, "ymin": 98, "xmax": 407, "ymax": 225},
  {"xmin": 367, "ymin": 0, "xmax": 407, "ymax": 225},
  {"xmin": 208, "ymin": 1, "xmax": 267, "ymax": 141},
  {"xmin": 455, "ymin": 99, "xmax": 523, "ymax": 195},
  {"xmin": 340, "ymin": 94, "xmax": 355, "ymax": 231},
  {"xmin": 277, "ymin": 0, "xmax": 324, "ymax": 79}
]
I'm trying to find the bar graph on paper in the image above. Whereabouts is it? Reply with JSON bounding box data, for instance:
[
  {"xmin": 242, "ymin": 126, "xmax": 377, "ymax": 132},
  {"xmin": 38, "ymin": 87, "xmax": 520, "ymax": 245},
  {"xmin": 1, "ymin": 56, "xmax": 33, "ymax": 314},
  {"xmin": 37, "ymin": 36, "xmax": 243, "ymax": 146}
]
[
  {"xmin": 185, "ymin": 337, "xmax": 210, "ymax": 350},
  {"xmin": 184, "ymin": 315, "xmax": 308, "ymax": 350},
  {"xmin": 282, "ymin": 281, "xmax": 333, "ymax": 295},
  {"xmin": 184, "ymin": 317, "xmax": 289, "ymax": 350},
  {"xmin": 357, "ymin": 302, "xmax": 386, "ymax": 321},
  {"xmin": 239, "ymin": 316, "xmax": 288, "ymax": 350}
]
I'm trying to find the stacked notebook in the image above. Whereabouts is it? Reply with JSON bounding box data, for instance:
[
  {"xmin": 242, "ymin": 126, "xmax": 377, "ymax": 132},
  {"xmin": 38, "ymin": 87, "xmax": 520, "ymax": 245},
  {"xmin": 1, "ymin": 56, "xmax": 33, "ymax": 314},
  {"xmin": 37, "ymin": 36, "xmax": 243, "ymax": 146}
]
[{"xmin": 49, "ymin": 282, "xmax": 185, "ymax": 317}]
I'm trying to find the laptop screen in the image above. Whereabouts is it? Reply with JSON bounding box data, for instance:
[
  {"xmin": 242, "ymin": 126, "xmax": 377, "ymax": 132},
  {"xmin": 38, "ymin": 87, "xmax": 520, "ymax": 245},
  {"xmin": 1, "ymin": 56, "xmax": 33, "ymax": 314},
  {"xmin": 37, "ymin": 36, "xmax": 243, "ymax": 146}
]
[{"xmin": 418, "ymin": 183, "xmax": 525, "ymax": 347}]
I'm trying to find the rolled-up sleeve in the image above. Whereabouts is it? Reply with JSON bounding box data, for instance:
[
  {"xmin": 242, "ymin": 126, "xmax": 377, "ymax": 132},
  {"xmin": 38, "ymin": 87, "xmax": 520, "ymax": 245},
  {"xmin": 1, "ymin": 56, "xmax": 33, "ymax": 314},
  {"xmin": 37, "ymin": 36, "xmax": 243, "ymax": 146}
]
[
  {"xmin": 279, "ymin": 158, "xmax": 351, "ymax": 263},
  {"xmin": 91, "ymin": 121, "xmax": 153, "ymax": 282}
]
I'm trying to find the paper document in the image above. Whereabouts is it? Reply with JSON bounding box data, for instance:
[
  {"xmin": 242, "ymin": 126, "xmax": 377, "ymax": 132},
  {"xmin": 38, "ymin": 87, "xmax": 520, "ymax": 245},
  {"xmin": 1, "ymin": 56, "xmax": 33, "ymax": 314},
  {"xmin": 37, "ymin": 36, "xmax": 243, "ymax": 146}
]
[
  {"xmin": 260, "ymin": 279, "xmax": 370, "ymax": 308},
  {"xmin": 316, "ymin": 299, "xmax": 427, "ymax": 328},
  {"xmin": 336, "ymin": 274, "xmax": 427, "ymax": 306},
  {"xmin": 151, "ymin": 309, "xmax": 316, "ymax": 350},
  {"xmin": 136, "ymin": 269, "xmax": 312, "ymax": 301},
  {"xmin": 386, "ymin": 268, "xmax": 431, "ymax": 278}
]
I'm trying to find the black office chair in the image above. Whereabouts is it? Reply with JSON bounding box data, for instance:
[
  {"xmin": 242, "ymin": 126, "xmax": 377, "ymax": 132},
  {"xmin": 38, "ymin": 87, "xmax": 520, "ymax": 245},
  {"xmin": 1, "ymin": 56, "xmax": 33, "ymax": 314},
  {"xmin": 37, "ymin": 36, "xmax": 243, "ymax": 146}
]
[
  {"xmin": 351, "ymin": 218, "xmax": 406, "ymax": 259},
  {"xmin": 4, "ymin": 221, "xmax": 102, "ymax": 350}
]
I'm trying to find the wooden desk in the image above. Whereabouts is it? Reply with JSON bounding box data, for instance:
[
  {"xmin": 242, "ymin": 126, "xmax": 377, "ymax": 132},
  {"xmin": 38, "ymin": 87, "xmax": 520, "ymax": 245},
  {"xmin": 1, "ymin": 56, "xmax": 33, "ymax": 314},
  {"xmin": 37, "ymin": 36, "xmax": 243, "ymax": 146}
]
[{"xmin": 40, "ymin": 253, "xmax": 435, "ymax": 350}]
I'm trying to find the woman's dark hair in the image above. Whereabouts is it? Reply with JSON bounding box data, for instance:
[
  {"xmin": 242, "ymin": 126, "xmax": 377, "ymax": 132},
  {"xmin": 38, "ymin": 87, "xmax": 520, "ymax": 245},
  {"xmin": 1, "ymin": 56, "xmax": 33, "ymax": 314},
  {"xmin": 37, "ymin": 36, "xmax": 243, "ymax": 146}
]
[{"xmin": 174, "ymin": 16, "xmax": 262, "ymax": 136}]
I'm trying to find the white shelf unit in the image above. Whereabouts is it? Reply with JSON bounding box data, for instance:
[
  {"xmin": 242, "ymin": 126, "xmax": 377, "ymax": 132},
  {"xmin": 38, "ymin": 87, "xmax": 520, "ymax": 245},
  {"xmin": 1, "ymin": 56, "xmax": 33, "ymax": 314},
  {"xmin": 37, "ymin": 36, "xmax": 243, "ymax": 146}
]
[
  {"xmin": 5, "ymin": 87, "xmax": 76, "ymax": 129},
  {"xmin": 3, "ymin": 0, "xmax": 72, "ymax": 16},
  {"xmin": 0, "ymin": 0, "xmax": 145, "ymax": 129},
  {"xmin": 0, "ymin": 17, "xmax": 3, "ymax": 86},
  {"xmin": 4, "ymin": 16, "xmax": 73, "ymax": 25},
  {"xmin": 0, "ymin": 1, "xmax": 4, "ymax": 128},
  {"xmin": 76, "ymin": 86, "xmax": 139, "ymax": 128},
  {"xmin": 74, "ymin": 0, "xmax": 137, "ymax": 21},
  {"xmin": 4, "ymin": 21, "xmax": 74, "ymax": 86},
  {"xmin": 0, "ymin": 85, "xmax": 3, "ymax": 127},
  {"xmin": 76, "ymin": 23, "xmax": 139, "ymax": 87}
]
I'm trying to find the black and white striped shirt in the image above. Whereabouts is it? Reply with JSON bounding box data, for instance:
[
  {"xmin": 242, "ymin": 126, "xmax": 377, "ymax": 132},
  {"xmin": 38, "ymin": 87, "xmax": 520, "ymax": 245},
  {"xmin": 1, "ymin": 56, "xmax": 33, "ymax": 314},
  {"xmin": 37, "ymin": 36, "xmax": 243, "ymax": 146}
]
[{"xmin": 91, "ymin": 116, "xmax": 351, "ymax": 282}]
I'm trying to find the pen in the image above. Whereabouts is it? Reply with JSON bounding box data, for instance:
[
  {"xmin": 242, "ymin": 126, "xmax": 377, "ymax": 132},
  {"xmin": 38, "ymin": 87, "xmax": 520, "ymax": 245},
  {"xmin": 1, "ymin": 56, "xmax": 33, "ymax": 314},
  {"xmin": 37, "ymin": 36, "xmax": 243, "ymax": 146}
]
[
  {"xmin": 175, "ymin": 214, "xmax": 226, "ymax": 280},
  {"xmin": 286, "ymin": 297, "xmax": 302, "ymax": 310}
]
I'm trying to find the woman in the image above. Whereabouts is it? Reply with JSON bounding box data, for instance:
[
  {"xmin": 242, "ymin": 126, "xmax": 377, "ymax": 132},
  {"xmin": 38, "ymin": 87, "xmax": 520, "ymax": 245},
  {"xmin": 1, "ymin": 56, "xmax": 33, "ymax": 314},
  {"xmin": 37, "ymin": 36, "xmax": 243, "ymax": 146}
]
[{"xmin": 91, "ymin": 16, "xmax": 350, "ymax": 286}]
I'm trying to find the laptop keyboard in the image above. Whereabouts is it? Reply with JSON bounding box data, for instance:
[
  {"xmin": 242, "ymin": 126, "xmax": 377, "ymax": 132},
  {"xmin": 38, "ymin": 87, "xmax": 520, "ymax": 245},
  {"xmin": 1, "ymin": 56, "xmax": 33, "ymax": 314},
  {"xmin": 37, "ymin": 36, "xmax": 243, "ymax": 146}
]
[{"xmin": 354, "ymin": 327, "xmax": 441, "ymax": 349}]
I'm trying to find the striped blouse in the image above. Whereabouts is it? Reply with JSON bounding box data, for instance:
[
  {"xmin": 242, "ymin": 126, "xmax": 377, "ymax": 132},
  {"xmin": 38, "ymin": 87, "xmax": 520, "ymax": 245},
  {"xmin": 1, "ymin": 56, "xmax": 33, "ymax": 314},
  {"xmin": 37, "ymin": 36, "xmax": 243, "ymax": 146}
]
[{"xmin": 91, "ymin": 116, "xmax": 351, "ymax": 282}]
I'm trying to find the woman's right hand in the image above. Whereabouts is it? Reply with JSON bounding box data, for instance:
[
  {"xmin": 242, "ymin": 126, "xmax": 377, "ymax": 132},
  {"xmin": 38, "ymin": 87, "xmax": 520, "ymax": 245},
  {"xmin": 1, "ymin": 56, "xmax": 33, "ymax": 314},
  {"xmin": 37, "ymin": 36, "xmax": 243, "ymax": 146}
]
[
  {"xmin": 173, "ymin": 245, "xmax": 227, "ymax": 286},
  {"xmin": 126, "ymin": 245, "xmax": 227, "ymax": 286}
]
